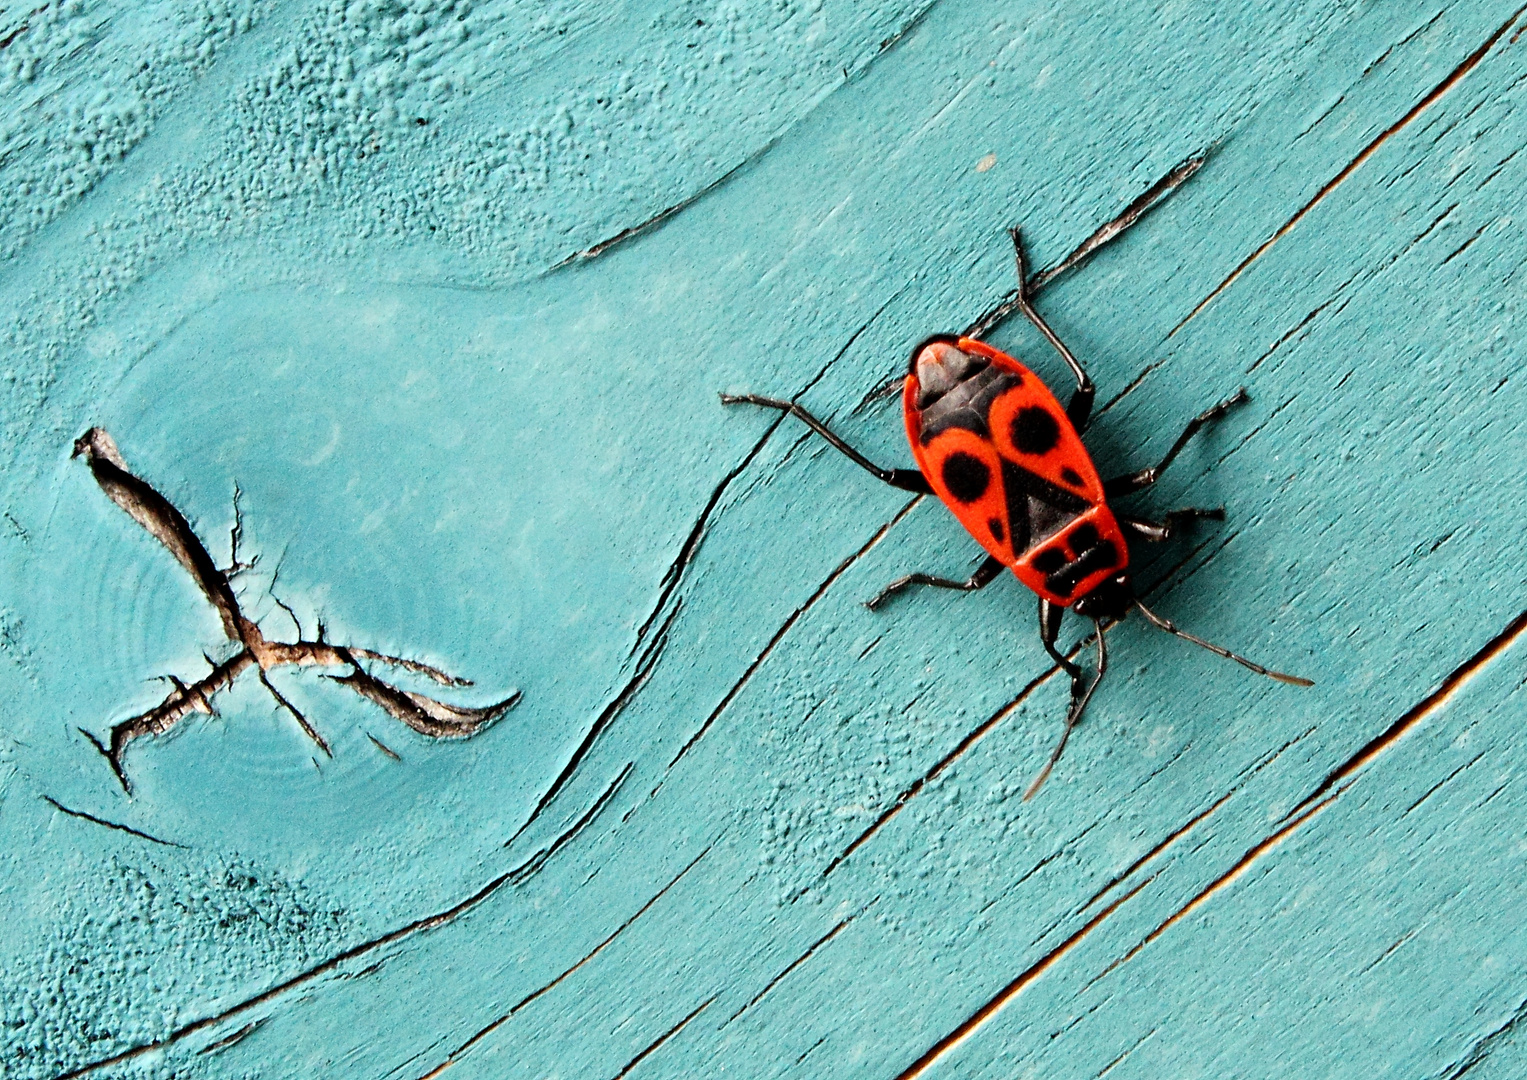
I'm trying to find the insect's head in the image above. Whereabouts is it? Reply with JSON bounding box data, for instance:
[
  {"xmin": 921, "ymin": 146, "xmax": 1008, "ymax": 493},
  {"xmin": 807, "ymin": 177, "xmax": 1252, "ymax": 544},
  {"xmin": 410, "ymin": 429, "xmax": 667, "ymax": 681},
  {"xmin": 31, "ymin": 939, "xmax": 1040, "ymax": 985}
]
[
  {"xmin": 908, "ymin": 335, "xmax": 981, "ymax": 409},
  {"xmin": 1073, "ymin": 573, "xmax": 1133, "ymax": 620}
]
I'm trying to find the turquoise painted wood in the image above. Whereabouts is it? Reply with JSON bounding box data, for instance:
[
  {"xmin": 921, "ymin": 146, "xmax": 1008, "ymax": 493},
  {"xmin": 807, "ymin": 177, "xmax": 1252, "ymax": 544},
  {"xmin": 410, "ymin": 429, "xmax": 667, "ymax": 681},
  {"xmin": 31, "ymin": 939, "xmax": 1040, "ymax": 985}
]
[{"xmin": 2, "ymin": 1, "xmax": 1525, "ymax": 1077}]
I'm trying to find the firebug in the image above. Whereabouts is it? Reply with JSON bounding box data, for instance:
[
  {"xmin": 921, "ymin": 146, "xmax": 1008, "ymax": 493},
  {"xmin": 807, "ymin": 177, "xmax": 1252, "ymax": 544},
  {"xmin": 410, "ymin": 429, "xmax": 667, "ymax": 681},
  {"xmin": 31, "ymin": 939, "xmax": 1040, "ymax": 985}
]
[{"xmin": 724, "ymin": 228, "xmax": 1311, "ymax": 797}]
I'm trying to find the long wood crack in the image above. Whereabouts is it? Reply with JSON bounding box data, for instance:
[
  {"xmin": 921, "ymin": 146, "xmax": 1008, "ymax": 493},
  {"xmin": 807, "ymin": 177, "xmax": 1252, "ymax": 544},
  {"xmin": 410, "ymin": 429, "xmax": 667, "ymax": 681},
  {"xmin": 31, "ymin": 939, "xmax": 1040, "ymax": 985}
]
[{"xmin": 892, "ymin": 608, "xmax": 1527, "ymax": 1077}]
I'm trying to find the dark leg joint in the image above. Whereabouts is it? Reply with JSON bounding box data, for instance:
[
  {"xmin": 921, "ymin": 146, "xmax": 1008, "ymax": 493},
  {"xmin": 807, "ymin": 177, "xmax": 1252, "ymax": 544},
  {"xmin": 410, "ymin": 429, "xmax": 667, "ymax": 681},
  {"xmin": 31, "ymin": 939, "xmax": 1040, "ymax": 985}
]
[
  {"xmin": 866, "ymin": 554, "xmax": 1004, "ymax": 610},
  {"xmin": 1104, "ymin": 388, "xmax": 1249, "ymax": 498}
]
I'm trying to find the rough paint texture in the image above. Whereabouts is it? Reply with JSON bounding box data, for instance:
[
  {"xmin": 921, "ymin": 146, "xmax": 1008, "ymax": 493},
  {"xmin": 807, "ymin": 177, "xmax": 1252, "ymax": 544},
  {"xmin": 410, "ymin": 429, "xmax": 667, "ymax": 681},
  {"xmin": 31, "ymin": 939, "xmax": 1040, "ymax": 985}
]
[{"xmin": 1, "ymin": 1, "xmax": 1524, "ymax": 1078}]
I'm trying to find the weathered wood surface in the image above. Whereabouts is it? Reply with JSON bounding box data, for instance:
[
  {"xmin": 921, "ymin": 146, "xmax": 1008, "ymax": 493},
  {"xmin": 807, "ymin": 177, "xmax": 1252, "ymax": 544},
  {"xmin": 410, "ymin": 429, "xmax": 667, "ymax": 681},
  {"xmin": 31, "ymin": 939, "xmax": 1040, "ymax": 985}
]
[{"xmin": 2, "ymin": 1, "xmax": 1525, "ymax": 1077}]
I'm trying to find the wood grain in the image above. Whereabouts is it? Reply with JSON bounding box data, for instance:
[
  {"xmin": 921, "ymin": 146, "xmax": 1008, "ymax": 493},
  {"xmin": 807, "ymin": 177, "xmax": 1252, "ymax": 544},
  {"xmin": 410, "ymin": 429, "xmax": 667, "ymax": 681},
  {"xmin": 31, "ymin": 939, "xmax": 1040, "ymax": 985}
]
[{"xmin": 1, "ymin": 1, "xmax": 1523, "ymax": 1078}]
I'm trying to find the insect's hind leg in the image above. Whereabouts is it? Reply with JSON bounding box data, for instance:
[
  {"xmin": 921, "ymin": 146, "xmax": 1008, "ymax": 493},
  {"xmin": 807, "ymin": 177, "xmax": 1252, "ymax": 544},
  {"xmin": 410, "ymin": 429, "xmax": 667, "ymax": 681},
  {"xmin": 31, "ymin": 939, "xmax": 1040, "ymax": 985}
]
[
  {"xmin": 1026, "ymin": 603, "xmax": 1108, "ymax": 799},
  {"xmin": 720, "ymin": 393, "xmax": 931, "ymax": 494},
  {"xmin": 1121, "ymin": 507, "xmax": 1225, "ymax": 543},
  {"xmin": 1039, "ymin": 598, "xmax": 1087, "ymax": 700},
  {"xmin": 1103, "ymin": 388, "xmax": 1249, "ymax": 499},
  {"xmin": 866, "ymin": 553, "xmax": 1004, "ymax": 610}
]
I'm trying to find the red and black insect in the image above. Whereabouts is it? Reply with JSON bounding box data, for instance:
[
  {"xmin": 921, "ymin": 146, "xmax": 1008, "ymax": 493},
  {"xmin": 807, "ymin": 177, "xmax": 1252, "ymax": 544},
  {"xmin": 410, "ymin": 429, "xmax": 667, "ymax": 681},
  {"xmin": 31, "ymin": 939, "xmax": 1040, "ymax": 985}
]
[{"xmin": 724, "ymin": 228, "xmax": 1311, "ymax": 797}]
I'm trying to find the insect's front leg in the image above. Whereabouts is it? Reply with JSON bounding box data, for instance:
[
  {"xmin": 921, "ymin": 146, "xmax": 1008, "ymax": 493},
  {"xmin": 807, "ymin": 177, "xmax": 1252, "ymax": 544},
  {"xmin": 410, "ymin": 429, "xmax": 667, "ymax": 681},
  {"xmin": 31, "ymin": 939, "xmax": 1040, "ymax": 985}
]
[
  {"xmin": 866, "ymin": 553, "xmax": 1004, "ymax": 610},
  {"xmin": 1103, "ymin": 389, "xmax": 1249, "ymax": 498},
  {"xmin": 966, "ymin": 229, "xmax": 1096, "ymax": 431},
  {"xmin": 720, "ymin": 393, "xmax": 931, "ymax": 493}
]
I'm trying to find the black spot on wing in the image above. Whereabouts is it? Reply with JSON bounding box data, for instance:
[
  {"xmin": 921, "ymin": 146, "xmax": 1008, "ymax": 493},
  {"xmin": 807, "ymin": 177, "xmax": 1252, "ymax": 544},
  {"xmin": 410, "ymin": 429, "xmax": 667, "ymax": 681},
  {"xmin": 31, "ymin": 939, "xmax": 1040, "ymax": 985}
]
[
  {"xmin": 1010, "ymin": 406, "xmax": 1060, "ymax": 455},
  {"xmin": 988, "ymin": 517, "xmax": 1005, "ymax": 544},
  {"xmin": 942, "ymin": 453, "xmax": 990, "ymax": 503},
  {"xmin": 1061, "ymin": 467, "xmax": 1083, "ymax": 487},
  {"xmin": 1031, "ymin": 547, "xmax": 1067, "ymax": 574}
]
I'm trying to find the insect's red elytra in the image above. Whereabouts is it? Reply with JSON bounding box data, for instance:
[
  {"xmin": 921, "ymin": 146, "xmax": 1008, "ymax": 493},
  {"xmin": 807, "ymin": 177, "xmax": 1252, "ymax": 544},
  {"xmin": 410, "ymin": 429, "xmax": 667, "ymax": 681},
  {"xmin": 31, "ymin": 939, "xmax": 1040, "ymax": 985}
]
[
  {"xmin": 721, "ymin": 222, "xmax": 1311, "ymax": 797},
  {"xmin": 904, "ymin": 336, "xmax": 1127, "ymax": 610}
]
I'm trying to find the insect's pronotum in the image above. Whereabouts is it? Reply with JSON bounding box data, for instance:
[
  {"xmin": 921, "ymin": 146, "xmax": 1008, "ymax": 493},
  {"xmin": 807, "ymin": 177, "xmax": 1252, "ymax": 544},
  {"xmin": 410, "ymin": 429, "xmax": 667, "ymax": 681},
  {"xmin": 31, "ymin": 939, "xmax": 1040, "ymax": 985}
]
[
  {"xmin": 725, "ymin": 184, "xmax": 1310, "ymax": 797},
  {"xmin": 73, "ymin": 427, "xmax": 520, "ymax": 792}
]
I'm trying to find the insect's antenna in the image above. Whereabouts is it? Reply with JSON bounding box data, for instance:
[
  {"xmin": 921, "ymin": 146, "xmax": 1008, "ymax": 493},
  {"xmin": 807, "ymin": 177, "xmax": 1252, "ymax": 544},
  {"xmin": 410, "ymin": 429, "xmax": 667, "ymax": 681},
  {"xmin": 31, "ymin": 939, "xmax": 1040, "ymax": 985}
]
[
  {"xmin": 1133, "ymin": 600, "xmax": 1313, "ymax": 687},
  {"xmin": 1025, "ymin": 618, "xmax": 1108, "ymax": 801}
]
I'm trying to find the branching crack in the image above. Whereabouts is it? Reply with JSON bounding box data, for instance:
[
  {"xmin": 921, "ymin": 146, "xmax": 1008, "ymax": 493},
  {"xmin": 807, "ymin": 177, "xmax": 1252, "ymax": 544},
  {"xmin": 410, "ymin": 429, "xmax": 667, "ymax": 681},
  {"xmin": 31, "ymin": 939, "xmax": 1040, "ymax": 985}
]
[{"xmin": 72, "ymin": 429, "xmax": 519, "ymax": 791}]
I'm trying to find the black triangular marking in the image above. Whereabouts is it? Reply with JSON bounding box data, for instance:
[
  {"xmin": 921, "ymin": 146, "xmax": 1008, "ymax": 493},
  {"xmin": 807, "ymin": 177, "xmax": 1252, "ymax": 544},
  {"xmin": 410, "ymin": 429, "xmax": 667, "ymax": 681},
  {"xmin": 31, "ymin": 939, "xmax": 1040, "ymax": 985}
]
[{"xmin": 1002, "ymin": 459, "xmax": 1089, "ymax": 556}]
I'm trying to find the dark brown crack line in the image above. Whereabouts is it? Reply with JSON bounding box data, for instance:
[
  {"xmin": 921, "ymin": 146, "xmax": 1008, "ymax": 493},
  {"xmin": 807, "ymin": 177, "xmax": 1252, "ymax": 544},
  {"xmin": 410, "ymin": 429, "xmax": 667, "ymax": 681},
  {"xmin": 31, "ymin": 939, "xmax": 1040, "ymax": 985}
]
[
  {"xmin": 506, "ymin": 762, "xmax": 632, "ymax": 881},
  {"xmin": 1169, "ymin": 3, "xmax": 1527, "ymax": 337},
  {"xmin": 724, "ymin": 900, "xmax": 875, "ymax": 1025},
  {"xmin": 666, "ymin": 496, "xmax": 921, "ymax": 771},
  {"xmin": 195, "ymin": 1020, "xmax": 263, "ymax": 1056},
  {"xmin": 1283, "ymin": 608, "xmax": 1527, "ymax": 824},
  {"xmin": 894, "ymin": 611, "xmax": 1527, "ymax": 1078},
  {"xmin": 892, "ymin": 879, "xmax": 1154, "ymax": 1080},
  {"xmin": 1084, "ymin": 610, "xmax": 1527, "ymax": 993},
  {"xmin": 550, "ymin": 0, "xmax": 944, "ymax": 269},
  {"xmin": 40, "ymin": 794, "xmax": 189, "ymax": 849},
  {"xmin": 604, "ymin": 996, "xmax": 717, "ymax": 1080},
  {"xmin": 508, "ymin": 601, "xmax": 680, "ymax": 848},
  {"xmin": 60, "ymin": 769, "xmax": 631, "ymax": 1079},
  {"xmin": 630, "ymin": 300, "xmax": 888, "ymax": 659},
  {"xmin": 1438, "ymin": 991, "xmax": 1527, "ymax": 1080},
  {"xmin": 963, "ymin": 147, "xmax": 1210, "ymax": 341},
  {"xmin": 824, "ymin": 662, "xmax": 1058, "ymax": 877},
  {"xmin": 416, "ymin": 846, "xmax": 713, "ymax": 1079},
  {"xmin": 57, "ymin": 872, "xmax": 517, "ymax": 1079}
]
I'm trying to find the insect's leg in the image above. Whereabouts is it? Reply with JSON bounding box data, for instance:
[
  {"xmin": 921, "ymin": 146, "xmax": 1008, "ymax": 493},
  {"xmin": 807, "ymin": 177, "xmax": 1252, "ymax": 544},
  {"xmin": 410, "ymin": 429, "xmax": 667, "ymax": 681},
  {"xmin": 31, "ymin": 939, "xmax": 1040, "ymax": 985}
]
[
  {"xmin": 1006, "ymin": 228, "xmax": 1096, "ymax": 432},
  {"xmin": 1102, "ymin": 388, "xmax": 1250, "ymax": 498},
  {"xmin": 1038, "ymin": 597, "xmax": 1087, "ymax": 699},
  {"xmin": 1025, "ymin": 615, "xmax": 1108, "ymax": 799},
  {"xmin": 720, "ymin": 393, "xmax": 930, "ymax": 493},
  {"xmin": 1120, "ymin": 507, "xmax": 1225, "ymax": 543},
  {"xmin": 866, "ymin": 553, "xmax": 1004, "ymax": 610}
]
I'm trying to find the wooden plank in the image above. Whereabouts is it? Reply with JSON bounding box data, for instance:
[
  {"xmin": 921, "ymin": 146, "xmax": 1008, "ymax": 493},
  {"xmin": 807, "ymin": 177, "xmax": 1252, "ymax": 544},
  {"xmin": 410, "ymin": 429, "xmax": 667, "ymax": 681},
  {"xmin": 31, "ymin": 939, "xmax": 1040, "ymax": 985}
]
[{"xmin": 1, "ymin": 1, "xmax": 1524, "ymax": 1078}]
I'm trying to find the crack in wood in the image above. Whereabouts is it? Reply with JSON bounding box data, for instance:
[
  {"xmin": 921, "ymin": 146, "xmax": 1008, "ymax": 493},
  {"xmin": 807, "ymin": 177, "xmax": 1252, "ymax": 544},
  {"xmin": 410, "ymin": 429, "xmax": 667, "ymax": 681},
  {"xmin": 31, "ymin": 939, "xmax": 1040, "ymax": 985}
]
[
  {"xmin": 508, "ymin": 600, "xmax": 678, "ymax": 848},
  {"xmin": 629, "ymin": 294, "xmax": 897, "ymax": 662},
  {"xmin": 893, "ymin": 607, "xmax": 1527, "ymax": 1076},
  {"xmin": 723, "ymin": 900, "xmax": 876, "ymax": 1025},
  {"xmin": 964, "ymin": 148, "xmax": 1211, "ymax": 342},
  {"xmin": 892, "ymin": 878, "xmax": 1155, "ymax": 1080},
  {"xmin": 549, "ymin": 0, "xmax": 944, "ymax": 270},
  {"xmin": 412, "ymin": 850, "xmax": 712, "ymax": 1079},
  {"xmin": 39, "ymin": 794, "xmax": 189, "ymax": 849},
  {"xmin": 602, "ymin": 995, "xmax": 716, "ymax": 1080},
  {"xmin": 73, "ymin": 428, "xmax": 519, "ymax": 791},
  {"xmin": 58, "ymin": 766, "xmax": 634, "ymax": 1079},
  {"xmin": 1170, "ymin": 3, "xmax": 1527, "ymax": 337},
  {"xmin": 665, "ymin": 495, "xmax": 922, "ymax": 773},
  {"xmin": 1285, "ymin": 609, "xmax": 1527, "ymax": 823},
  {"xmin": 1437, "ymin": 992, "xmax": 1527, "ymax": 1079}
]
